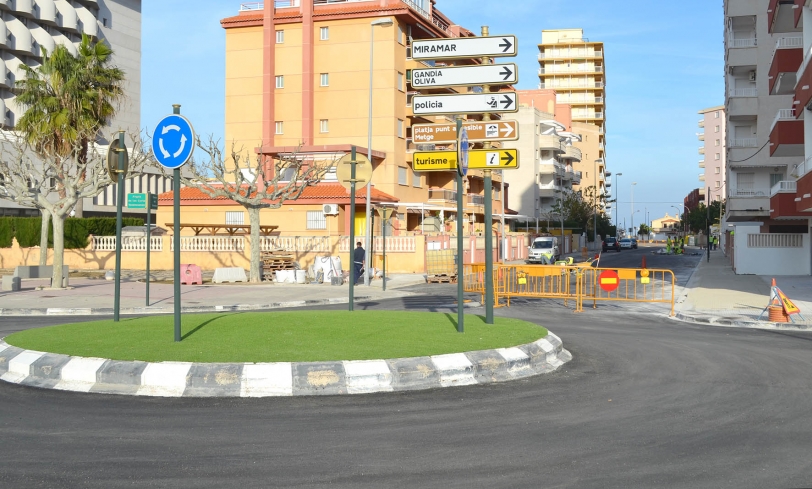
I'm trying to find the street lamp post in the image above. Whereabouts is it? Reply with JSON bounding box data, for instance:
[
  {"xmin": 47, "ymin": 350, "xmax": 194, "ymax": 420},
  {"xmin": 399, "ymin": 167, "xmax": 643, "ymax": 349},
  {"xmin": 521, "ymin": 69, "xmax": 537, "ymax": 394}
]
[
  {"xmin": 631, "ymin": 182, "xmax": 637, "ymax": 237},
  {"xmin": 365, "ymin": 17, "xmax": 394, "ymax": 286},
  {"xmin": 614, "ymin": 172, "xmax": 622, "ymax": 237}
]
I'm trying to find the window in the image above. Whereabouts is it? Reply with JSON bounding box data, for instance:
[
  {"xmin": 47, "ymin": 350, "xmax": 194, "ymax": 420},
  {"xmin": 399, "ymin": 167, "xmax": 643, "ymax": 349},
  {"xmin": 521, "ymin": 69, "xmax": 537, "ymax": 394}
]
[
  {"xmin": 276, "ymin": 75, "xmax": 284, "ymax": 88},
  {"xmin": 494, "ymin": 186, "xmax": 501, "ymax": 200},
  {"xmin": 320, "ymin": 27, "xmax": 329, "ymax": 40},
  {"xmin": 397, "ymin": 119, "xmax": 404, "ymax": 138},
  {"xmin": 412, "ymin": 171, "xmax": 421, "ymax": 188},
  {"xmin": 714, "ymin": 153, "xmax": 720, "ymax": 160},
  {"xmin": 715, "ymin": 181, "xmax": 722, "ymax": 189},
  {"xmin": 320, "ymin": 73, "xmax": 329, "ymax": 86},
  {"xmin": 715, "ymin": 167, "xmax": 721, "ymax": 174},
  {"xmin": 714, "ymin": 111, "xmax": 720, "ymax": 118},
  {"xmin": 102, "ymin": 18, "xmax": 107, "ymax": 27},
  {"xmin": 225, "ymin": 211, "xmax": 244, "ymax": 225},
  {"xmin": 276, "ymin": 30, "xmax": 284, "ymax": 43},
  {"xmin": 715, "ymin": 125, "xmax": 720, "ymax": 133},
  {"xmin": 275, "ymin": 121, "xmax": 284, "ymax": 134},
  {"xmin": 320, "ymin": 119, "xmax": 329, "ymax": 133},
  {"xmin": 397, "ymin": 24, "xmax": 404, "ymax": 44},
  {"xmin": 398, "ymin": 167, "xmax": 407, "ymax": 185},
  {"xmin": 307, "ymin": 210, "xmax": 327, "ymax": 230},
  {"xmin": 737, "ymin": 172, "xmax": 755, "ymax": 189},
  {"xmin": 397, "ymin": 72, "xmax": 404, "ymax": 91},
  {"xmin": 770, "ymin": 173, "xmax": 784, "ymax": 187},
  {"xmin": 715, "ymin": 139, "xmax": 720, "ymax": 147}
]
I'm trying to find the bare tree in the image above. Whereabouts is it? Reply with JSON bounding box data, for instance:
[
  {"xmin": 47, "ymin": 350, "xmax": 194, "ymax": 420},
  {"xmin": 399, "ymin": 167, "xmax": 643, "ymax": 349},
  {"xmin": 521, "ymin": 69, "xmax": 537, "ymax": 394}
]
[
  {"xmin": 173, "ymin": 139, "xmax": 336, "ymax": 282},
  {"xmin": 0, "ymin": 130, "xmax": 150, "ymax": 288}
]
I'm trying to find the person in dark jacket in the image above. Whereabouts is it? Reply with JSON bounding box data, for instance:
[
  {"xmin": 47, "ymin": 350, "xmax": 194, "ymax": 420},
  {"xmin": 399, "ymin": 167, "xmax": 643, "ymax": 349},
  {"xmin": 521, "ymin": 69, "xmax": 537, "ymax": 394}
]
[{"xmin": 353, "ymin": 242, "xmax": 365, "ymax": 285}]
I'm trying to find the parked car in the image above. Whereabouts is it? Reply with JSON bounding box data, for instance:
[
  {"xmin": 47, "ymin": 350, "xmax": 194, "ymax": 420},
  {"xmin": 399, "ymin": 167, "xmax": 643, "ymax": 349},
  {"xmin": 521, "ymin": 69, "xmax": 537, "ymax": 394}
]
[
  {"xmin": 620, "ymin": 238, "xmax": 633, "ymax": 249},
  {"xmin": 630, "ymin": 238, "xmax": 638, "ymax": 249},
  {"xmin": 527, "ymin": 236, "xmax": 560, "ymax": 263},
  {"xmin": 602, "ymin": 237, "xmax": 621, "ymax": 252}
]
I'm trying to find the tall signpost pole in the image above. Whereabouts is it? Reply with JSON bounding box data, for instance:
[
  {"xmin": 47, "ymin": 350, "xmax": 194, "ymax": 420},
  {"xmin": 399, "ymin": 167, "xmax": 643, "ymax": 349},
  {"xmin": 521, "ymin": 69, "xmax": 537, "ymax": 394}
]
[
  {"xmin": 349, "ymin": 146, "xmax": 357, "ymax": 311},
  {"xmin": 152, "ymin": 106, "xmax": 195, "ymax": 342},
  {"xmin": 456, "ymin": 118, "xmax": 465, "ymax": 333},
  {"xmin": 113, "ymin": 131, "xmax": 126, "ymax": 322},
  {"xmin": 481, "ymin": 26, "xmax": 494, "ymax": 325},
  {"xmin": 145, "ymin": 192, "xmax": 152, "ymax": 306}
]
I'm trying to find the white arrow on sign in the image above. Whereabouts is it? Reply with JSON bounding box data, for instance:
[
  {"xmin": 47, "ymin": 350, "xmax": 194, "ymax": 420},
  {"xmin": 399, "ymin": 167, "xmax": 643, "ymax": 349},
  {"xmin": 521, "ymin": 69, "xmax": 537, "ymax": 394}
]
[
  {"xmin": 412, "ymin": 35, "xmax": 517, "ymax": 60},
  {"xmin": 411, "ymin": 63, "xmax": 518, "ymax": 88},
  {"xmin": 412, "ymin": 92, "xmax": 518, "ymax": 115}
]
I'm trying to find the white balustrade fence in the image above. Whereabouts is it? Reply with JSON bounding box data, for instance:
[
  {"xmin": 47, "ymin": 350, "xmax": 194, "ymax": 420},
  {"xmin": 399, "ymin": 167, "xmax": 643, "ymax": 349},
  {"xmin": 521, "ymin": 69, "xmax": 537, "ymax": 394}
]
[
  {"xmin": 92, "ymin": 236, "xmax": 164, "ymax": 252},
  {"xmin": 260, "ymin": 236, "xmax": 331, "ymax": 253},
  {"xmin": 747, "ymin": 233, "xmax": 803, "ymax": 248},
  {"xmin": 340, "ymin": 236, "xmax": 416, "ymax": 253},
  {"xmin": 170, "ymin": 237, "xmax": 245, "ymax": 252}
]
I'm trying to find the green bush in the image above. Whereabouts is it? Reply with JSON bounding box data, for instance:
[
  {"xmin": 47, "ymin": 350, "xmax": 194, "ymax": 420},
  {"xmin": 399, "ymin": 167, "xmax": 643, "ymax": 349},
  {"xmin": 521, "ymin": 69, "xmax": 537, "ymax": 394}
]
[
  {"xmin": 0, "ymin": 216, "xmax": 144, "ymax": 249},
  {"xmin": 0, "ymin": 218, "xmax": 13, "ymax": 248}
]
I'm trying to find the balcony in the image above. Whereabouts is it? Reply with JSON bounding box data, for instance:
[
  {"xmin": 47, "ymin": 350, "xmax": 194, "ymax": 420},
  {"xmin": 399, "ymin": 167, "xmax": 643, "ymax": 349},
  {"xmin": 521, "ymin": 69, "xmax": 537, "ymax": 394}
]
[
  {"xmin": 699, "ymin": 160, "xmax": 705, "ymax": 168},
  {"xmin": 468, "ymin": 195, "xmax": 484, "ymax": 206},
  {"xmin": 769, "ymin": 108, "xmax": 803, "ymax": 156},
  {"xmin": 538, "ymin": 182, "xmax": 562, "ymax": 198},
  {"xmin": 729, "ymin": 37, "xmax": 757, "ymax": 49},
  {"xmin": 698, "ymin": 119, "xmax": 705, "ymax": 128},
  {"xmin": 771, "ymin": 180, "xmax": 797, "ymax": 197},
  {"xmin": 769, "ymin": 180, "xmax": 812, "ymax": 218},
  {"xmin": 769, "ymin": 36, "xmax": 803, "ymax": 94},
  {"xmin": 538, "ymin": 49, "xmax": 603, "ymax": 60},
  {"xmin": 699, "ymin": 147, "xmax": 705, "ymax": 155},
  {"xmin": 768, "ymin": 0, "xmax": 802, "ymax": 34},
  {"xmin": 699, "ymin": 174, "xmax": 705, "ymax": 182},
  {"xmin": 794, "ymin": 45, "xmax": 812, "ymax": 110},
  {"xmin": 698, "ymin": 133, "xmax": 705, "ymax": 141},
  {"xmin": 537, "ymin": 134, "xmax": 564, "ymax": 153},
  {"xmin": 427, "ymin": 189, "xmax": 457, "ymax": 202},
  {"xmin": 561, "ymin": 146, "xmax": 582, "ymax": 162},
  {"xmin": 729, "ymin": 87, "xmax": 757, "ymax": 97},
  {"xmin": 730, "ymin": 187, "xmax": 769, "ymax": 198},
  {"xmin": 538, "ymin": 65, "xmax": 603, "ymax": 75}
]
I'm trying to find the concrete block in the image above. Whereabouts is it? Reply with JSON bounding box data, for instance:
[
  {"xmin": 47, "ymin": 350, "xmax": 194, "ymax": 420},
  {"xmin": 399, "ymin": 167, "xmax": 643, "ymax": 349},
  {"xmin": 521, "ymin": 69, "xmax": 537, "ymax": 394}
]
[
  {"xmin": 137, "ymin": 362, "xmax": 193, "ymax": 397},
  {"xmin": 431, "ymin": 353, "xmax": 477, "ymax": 387},
  {"xmin": 212, "ymin": 267, "xmax": 247, "ymax": 284},
  {"xmin": 2, "ymin": 275, "xmax": 20, "ymax": 291},
  {"xmin": 14, "ymin": 265, "xmax": 69, "ymax": 284},
  {"xmin": 292, "ymin": 362, "xmax": 346, "ymax": 396},
  {"xmin": 386, "ymin": 357, "xmax": 441, "ymax": 391},
  {"xmin": 184, "ymin": 363, "xmax": 243, "ymax": 397},
  {"xmin": 241, "ymin": 363, "xmax": 293, "ymax": 397},
  {"xmin": 54, "ymin": 357, "xmax": 107, "ymax": 393},
  {"xmin": 343, "ymin": 360, "xmax": 393, "ymax": 394},
  {"xmin": 180, "ymin": 264, "xmax": 202, "ymax": 285},
  {"xmin": 465, "ymin": 350, "xmax": 513, "ymax": 383}
]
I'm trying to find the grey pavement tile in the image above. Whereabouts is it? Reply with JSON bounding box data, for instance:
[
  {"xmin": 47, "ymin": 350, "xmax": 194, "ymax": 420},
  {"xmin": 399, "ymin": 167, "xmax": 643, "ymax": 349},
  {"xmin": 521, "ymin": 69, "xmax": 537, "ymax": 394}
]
[
  {"xmin": 292, "ymin": 362, "xmax": 347, "ymax": 396},
  {"xmin": 184, "ymin": 363, "xmax": 244, "ymax": 397},
  {"xmin": 97, "ymin": 359, "xmax": 148, "ymax": 385},
  {"xmin": 386, "ymin": 357, "xmax": 441, "ymax": 391}
]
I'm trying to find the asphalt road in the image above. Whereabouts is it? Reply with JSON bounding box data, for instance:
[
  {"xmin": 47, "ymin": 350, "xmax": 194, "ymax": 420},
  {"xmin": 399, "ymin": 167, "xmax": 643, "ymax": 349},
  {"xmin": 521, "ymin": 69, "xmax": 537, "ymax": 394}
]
[{"xmin": 2, "ymin": 263, "xmax": 812, "ymax": 488}]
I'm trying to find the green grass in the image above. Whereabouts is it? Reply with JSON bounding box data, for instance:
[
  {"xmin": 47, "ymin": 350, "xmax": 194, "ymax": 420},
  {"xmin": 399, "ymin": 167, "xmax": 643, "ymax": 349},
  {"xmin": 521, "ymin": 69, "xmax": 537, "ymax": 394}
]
[{"xmin": 5, "ymin": 311, "xmax": 547, "ymax": 363}]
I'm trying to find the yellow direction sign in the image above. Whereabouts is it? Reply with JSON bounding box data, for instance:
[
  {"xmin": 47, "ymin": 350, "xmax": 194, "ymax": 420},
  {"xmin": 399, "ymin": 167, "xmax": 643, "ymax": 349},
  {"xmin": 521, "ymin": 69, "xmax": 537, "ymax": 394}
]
[
  {"xmin": 413, "ymin": 149, "xmax": 519, "ymax": 171},
  {"xmin": 412, "ymin": 120, "xmax": 519, "ymax": 144}
]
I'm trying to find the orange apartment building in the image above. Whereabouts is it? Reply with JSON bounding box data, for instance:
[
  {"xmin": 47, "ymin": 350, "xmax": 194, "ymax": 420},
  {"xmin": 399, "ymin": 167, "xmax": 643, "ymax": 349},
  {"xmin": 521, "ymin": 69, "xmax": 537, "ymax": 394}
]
[{"xmin": 158, "ymin": 0, "xmax": 515, "ymax": 241}]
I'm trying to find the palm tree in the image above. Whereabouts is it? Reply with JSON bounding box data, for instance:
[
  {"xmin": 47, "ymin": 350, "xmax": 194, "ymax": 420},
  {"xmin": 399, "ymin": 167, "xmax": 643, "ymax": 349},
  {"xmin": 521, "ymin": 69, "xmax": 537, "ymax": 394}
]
[{"xmin": 14, "ymin": 34, "xmax": 125, "ymax": 262}]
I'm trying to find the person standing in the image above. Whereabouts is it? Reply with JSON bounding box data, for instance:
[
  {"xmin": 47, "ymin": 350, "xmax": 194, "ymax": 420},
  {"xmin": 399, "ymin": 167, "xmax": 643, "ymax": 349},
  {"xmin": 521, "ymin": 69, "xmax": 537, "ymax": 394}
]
[{"xmin": 353, "ymin": 241, "xmax": 365, "ymax": 285}]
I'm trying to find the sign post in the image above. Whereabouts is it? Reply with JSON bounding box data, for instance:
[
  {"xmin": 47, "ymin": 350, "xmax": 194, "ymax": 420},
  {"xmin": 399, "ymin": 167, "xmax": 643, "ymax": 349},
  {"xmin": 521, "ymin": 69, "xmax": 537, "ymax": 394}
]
[
  {"xmin": 152, "ymin": 106, "xmax": 195, "ymax": 342},
  {"xmin": 456, "ymin": 118, "xmax": 465, "ymax": 333},
  {"xmin": 336, "ymin": 148, "xmax": 371, "ymax": 311},
  {"xmin": 410, "ymin": 63, "xmax": 518, "ymax": 88},
  {"xmin": 112, "ymin": 131, "xmax": 127, "ymax": 322}
]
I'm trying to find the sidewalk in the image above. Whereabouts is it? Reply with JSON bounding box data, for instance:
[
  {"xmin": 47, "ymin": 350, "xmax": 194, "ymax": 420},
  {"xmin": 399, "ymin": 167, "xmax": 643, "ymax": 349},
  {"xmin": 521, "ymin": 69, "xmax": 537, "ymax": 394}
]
[
  {"xmin": 675, "ymin": 251, "xmax": 812, "ymax": 328},
  {"xmin": 0, "ymin": 273, "xmax": 427, "ymax": 316}
]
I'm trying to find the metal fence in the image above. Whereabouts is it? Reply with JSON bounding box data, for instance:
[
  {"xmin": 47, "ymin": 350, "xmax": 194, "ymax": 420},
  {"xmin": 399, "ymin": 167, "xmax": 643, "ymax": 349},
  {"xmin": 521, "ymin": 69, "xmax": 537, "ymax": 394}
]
[{"xmin": 464, "ymin": 264, "xmax": 675, "ymax": 315}]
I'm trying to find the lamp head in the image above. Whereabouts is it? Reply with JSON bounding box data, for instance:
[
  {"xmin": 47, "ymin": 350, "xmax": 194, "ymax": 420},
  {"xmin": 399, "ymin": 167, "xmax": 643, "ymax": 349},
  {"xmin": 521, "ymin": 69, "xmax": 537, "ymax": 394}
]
[{"xmin": 372, "ymin": 17, "xmax": 394, "ymax": 27}]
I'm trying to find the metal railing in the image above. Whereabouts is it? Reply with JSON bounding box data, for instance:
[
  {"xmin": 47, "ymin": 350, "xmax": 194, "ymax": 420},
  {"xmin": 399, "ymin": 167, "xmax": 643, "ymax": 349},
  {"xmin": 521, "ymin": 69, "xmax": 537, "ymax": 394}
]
[
  {"xmin": 729, "ymin": 37, "xmax": 756, "ymax": 48},
  {"xmin": 729, "ymin": 87, "xmax": 757, "ymax": 97},
  {"xmin": 730, "ymin": 138, "xmax": 757, "ymax": 148},
  {"xmin": 428, "ymin": 189, "xmax": 457, "ymax": 201},
  {"xmin": 468, "ymin": 195, "xmax": 484, "ymax": 206},
  {"xmin": 770, "ymin": 180, "xmax": 797, "ymax": 196},
  {"xmin": 729, "ymin": 187, "xmax": 768, "ymax": 198},
  {"xmin": 747, "ymin": 233, "xmax": 803, "ymax": 248}
]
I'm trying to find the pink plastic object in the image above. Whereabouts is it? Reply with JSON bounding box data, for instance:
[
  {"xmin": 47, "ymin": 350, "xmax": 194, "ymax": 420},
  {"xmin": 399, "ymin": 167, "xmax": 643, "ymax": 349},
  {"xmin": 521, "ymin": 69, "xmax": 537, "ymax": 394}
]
[{"xmin": 180, "ymin": 264, "xmax": 203, "ymax": 285}]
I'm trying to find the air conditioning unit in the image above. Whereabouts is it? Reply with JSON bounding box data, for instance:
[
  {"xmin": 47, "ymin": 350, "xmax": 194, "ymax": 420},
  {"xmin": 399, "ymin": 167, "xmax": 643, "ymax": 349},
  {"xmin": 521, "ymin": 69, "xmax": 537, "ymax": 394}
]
[
  {"xmin": 322, "ymin": 203, "xmax": 339, "ymax": 215},
  {"xmin": 748, "ymin": 71, "xmax": 756, "ymax": 82}
]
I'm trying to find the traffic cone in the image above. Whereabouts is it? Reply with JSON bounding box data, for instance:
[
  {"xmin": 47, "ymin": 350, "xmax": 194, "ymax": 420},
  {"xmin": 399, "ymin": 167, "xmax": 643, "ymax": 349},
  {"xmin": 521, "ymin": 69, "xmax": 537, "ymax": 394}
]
[{"xmin": 766, "ymin": 278, "xmax": 789, "ymax": 323}]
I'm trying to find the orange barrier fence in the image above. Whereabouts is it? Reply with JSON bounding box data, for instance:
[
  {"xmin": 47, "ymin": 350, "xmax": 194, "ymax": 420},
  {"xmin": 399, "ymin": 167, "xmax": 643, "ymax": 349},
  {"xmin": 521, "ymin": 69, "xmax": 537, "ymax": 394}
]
[{"xmin": 463, "ymin": 264, "xmax": 675, "ymax": 315}]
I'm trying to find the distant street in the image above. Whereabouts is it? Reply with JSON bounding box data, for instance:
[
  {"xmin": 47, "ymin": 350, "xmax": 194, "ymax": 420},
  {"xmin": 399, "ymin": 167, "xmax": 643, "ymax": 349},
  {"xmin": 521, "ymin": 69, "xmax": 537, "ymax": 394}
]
[{"xmin": 2, "ymin": 277, "xmax": 812, "ymax": 488}]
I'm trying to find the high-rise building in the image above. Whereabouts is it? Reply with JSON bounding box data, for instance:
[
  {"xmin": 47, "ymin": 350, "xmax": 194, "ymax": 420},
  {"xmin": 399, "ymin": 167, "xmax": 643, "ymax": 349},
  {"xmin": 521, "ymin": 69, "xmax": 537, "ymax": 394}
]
[
  {"xmin": 0, "ymin": 0, "xmax": 149, "ymax": 218},
  {"xmin": 723, "ymin": 0, "xmax": 812, "ymax": 274},
  {"xmin": 537, "ymin": 29, "xmax": 607, "ymax": 209},
  {"xmin": 698, "ymin": 106, "xmax": 726, "ymax": 203}
]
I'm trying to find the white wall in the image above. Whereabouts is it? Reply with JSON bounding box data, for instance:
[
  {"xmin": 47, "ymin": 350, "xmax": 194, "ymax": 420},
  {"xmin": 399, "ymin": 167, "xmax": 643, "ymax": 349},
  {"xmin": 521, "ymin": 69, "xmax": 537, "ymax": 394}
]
[{"xmin": 733, "ymin": 225, "xmax": 811, "ymax": 275}]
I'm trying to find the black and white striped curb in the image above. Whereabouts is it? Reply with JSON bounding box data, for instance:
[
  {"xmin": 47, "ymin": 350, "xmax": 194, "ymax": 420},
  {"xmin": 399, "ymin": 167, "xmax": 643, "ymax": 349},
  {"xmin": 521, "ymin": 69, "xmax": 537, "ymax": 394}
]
[
  {"xmin": 674, "ymin": 311, "xmax": 812, "ymax": 330},
  {"xmin": 0, "ymin": 333, "xmax": 571, "ymax": 397},
  {"xmin": 0, "ymin": 297, "xmax": 375, "ymax": 317}
]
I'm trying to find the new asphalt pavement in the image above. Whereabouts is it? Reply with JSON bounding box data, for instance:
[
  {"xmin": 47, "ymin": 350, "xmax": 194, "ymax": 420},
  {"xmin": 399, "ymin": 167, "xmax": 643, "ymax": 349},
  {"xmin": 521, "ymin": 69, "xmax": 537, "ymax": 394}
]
[{"xmin": 2, "ymin": 248, "xmax": 811, "ymax": 488}]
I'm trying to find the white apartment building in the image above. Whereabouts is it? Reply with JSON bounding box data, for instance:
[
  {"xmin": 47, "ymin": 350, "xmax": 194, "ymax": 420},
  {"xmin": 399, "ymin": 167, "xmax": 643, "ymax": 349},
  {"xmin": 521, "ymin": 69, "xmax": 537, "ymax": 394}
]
[
  {"xmin": 698, "ymin": 106, "xmax": 726, "ymax": 202},
  {"xmin": 0, "ymin": 0, "xmax": 165, "ymax": 219},
  {"xmin": 723, "ymin": 0, "xmax": 812, "ymax": 274},
  {"xmin": 503, "ymin": 103, "xmax": 582, "ymax": 225}
]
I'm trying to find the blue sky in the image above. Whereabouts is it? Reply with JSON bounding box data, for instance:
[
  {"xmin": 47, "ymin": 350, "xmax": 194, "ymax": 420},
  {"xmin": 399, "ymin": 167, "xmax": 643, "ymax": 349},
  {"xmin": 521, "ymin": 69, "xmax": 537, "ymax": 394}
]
[{"xmin": 142, "ymin": 0, "xmax": 723, "ymax": 227}]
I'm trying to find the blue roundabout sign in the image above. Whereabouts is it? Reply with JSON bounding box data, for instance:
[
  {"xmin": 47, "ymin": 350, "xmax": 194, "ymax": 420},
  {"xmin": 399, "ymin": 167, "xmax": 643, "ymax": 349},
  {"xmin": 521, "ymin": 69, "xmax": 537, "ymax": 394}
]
[{"xmin": 152, "ymin": 114, "xmax": 195, "ymax": 169}]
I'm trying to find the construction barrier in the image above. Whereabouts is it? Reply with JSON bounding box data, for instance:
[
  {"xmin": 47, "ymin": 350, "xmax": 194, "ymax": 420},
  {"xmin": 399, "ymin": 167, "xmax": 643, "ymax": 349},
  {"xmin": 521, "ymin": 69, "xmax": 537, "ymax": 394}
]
[{"xmin": 464, "ymin": 264, "xmax": 675, "ymax": 315}]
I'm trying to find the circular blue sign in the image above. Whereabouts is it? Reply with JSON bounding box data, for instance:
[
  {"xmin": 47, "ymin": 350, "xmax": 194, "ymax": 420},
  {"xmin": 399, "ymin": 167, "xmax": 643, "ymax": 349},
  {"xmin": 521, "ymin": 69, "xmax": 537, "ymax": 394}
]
[
  {"xmin": 458, "ymin": 127, "xmax": 469, "ymax": 177},
  {"xmin": 152, "ymin": 114, "xmax": 195, "ymax": 169}
]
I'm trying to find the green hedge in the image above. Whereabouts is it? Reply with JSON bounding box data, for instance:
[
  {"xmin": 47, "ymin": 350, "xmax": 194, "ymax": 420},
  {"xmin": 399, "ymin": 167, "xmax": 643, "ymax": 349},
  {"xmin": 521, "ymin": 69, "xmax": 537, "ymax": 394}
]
[{"xmin": 0, "ymin": 217, "xmax": 144, "ymax": 249}]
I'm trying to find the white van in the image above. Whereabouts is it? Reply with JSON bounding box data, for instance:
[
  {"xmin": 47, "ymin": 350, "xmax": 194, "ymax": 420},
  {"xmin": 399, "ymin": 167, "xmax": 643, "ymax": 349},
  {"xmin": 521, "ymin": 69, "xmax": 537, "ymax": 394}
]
[{"xmin": 527, "ymin": 236, "xmax": 560, "ymax": 264}]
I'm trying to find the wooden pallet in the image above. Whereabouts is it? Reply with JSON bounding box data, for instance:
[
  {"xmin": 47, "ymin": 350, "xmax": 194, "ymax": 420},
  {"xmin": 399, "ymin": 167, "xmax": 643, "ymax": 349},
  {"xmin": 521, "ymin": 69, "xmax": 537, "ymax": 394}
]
[{"xmin": 427, "ymin": 274, "xmax": 457, "ymax": 284}]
